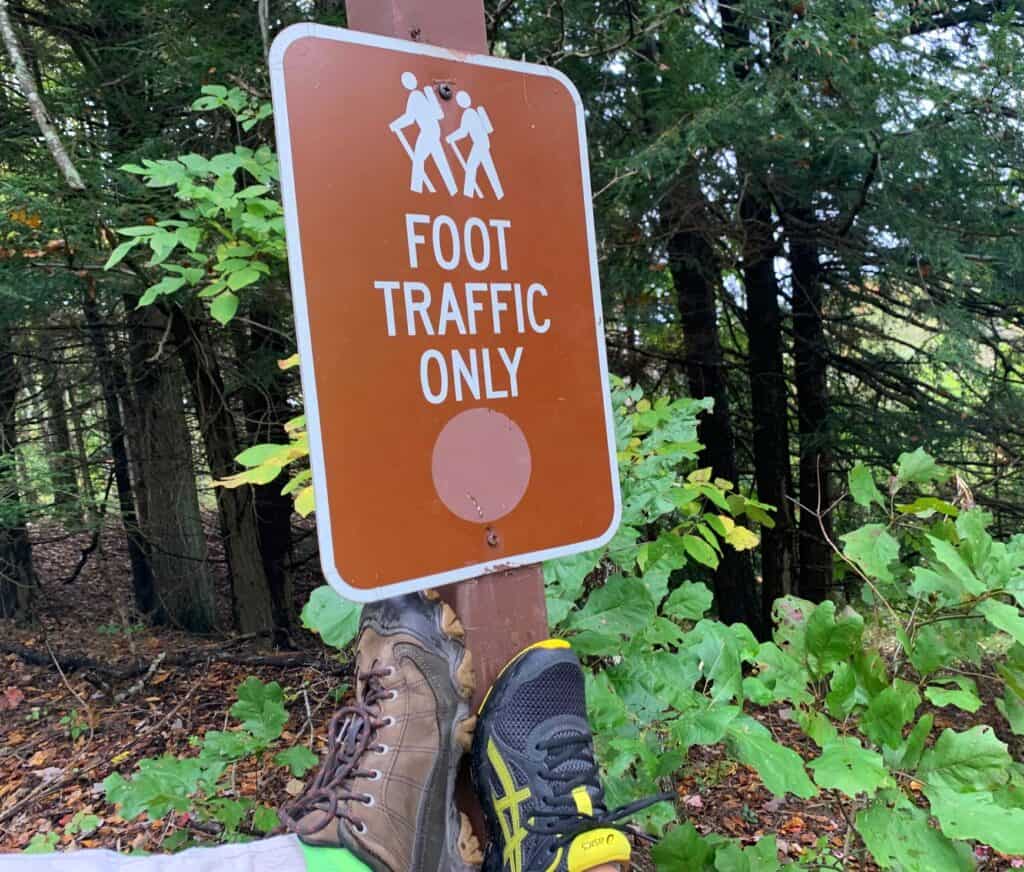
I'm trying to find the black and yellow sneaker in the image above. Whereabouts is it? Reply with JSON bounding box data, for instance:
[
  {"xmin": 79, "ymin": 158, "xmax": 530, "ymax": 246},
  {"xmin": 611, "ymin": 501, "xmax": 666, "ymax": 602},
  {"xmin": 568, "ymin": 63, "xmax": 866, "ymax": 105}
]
[{"xmin": 471, "ymin": 640, "xmax": 670, "ymax": 872}]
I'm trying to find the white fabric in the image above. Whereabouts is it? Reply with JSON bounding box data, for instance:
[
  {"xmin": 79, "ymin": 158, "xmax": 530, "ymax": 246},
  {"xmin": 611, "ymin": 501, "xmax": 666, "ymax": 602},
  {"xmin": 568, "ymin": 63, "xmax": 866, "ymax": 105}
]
[{"xmin": 0, "ymin": 834, "xmax": 305, "ymax": 872}]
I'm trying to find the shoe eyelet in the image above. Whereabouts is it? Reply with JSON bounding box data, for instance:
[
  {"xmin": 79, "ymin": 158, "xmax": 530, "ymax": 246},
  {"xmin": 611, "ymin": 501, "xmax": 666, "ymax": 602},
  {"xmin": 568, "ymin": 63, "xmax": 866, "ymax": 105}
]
[
  {"xmin": 361, "ymin": 794, "xmax": 375, "ymax": 807},
  {"xmin": 382, "ymin": 716, "xmax": 396, "ymax": 728},
  {"xmin": 387, "ymin": 689, "xmax": 398, "ymax": 700},
  {"xmin": 384, "ymin": 666, "xmax": 396, "ymax": 677},
  {"xmin": 354, "ymin": 821, "xmax": 368, "ymax": 835},
  {"xmin": 369, "ymin": 769, "xmax": 382, "ymax": 781},
  {"xmin": 375, "ymin": 744, "xmax": 391, "ymax": 755}
]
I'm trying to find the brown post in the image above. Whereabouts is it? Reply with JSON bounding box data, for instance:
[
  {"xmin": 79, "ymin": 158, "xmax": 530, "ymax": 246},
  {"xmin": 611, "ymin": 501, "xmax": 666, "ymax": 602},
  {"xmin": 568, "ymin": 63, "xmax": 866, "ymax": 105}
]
[{"xmin": 343, "ymin": 0, "xmax": 552, "ymax": 828}]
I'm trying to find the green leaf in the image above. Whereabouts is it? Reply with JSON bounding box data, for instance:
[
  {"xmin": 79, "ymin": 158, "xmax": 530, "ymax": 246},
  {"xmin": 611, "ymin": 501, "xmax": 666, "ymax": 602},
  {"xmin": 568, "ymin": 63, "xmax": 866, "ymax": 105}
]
[
  {"xmin": 137, "ymin": 275, "xmax": 187, "ymax": 307},
  {"xmin": 671, "ymin": 704, "xmax": 741, "ymax": 750},
  {"xmin": 713, "ymin": 836, "xmax": 781, "ymax": 872},
  {"xmin": 682, "ymin": 534, "xmax": 719, "ymax": 569},
  {"xmin": 230, "ymin": 678, "xmax": 288, "ymax": 744},
  {"xmin": 567, "ymin": 576, "xmax": 656, "ymax": 637},
  {"xmin": 688, "ymin": 619, "xmax": 743, "ymax": 704},
  {"xmin": 725, "ymin": 716, "xmax": 817, "ymax": 798},
  {"xmin": 664, "ymin": 582, "xmax": 713, "ymax": 621},
  {"xmin": 104, "ymin": 239, "xmax": 139, "ymax": 270},
  {"xmin": 301, "ymin": 586, "xmax": 361, "ymax": 650},
  {"xmin": 841, "ymin": 524, "xmax": 900, "ymax": 583},
  {"xmin": 849, "ymin": 463, "xmax": 885, "ymax": 508},
  {"xmin": 771, "ymin": 595, "xmax": 816, "ymax": 662},
  {"xmin": 804, "ymin": 601, "xmax": 864, "ymax": 678},
  {"xmin": 926, "ymin": 786, "xmax": 1024, "ymax": 855},
  {"xmin": 743, "ymin": 642, "xmax": 812, "ymax": 706},
  {"xmin": 929, "ymin": 536, "xmax": 985, "ymax": 596},
  {"xmin": 210, "ymin": 291, "xmax": 240, "ymax": 325},
  {"xmin": 809, "ymin": 738, "xmax": 888, "ymax": 797},
  {"xmin": 997, "ymin": 687, "xmax": 1024, "ymax": 736},
  {"xmin": 227, "ymin": 266, "xmax": 262, "ymax": 291},
  {"xmin": 22, "ymin": 833, "xmax": 59, "ymax": 854},
  {"xmin": 978, "ymin": 598, "xmax": 1024, "ymax": 646},
  {"xmin": 275, "ymin": 745, "xmax": 319, "ymax": 777},
  {"xmin": 724, "ymin": 525, "xmax": 759, "ymax": 551},
  {"xmin": 860, "ymin": 681, "xmax": 921, "ymax": 750},
  {"xmin": 896, "ymin": 447, "xmax": 944, "ymax": 486},
  {"xmin": 886, "ymin": 714, "xmax": 933, "ymax": 770},
  {"xmin": 102, "ymin": 756, "xmax": 205, "ymax": 820},
  {"xmin": 253, "ymin": 803, "xmax": 280, "ymax": 833},
  {"xmin": 919, "ymin": 725, "xmax": 1011, "ymax": 791},
  {"xmin": 652, "ymin": 823, "xmax": 721, "ymax": 871},
  {"xmin": 855, "ymin": 796, "xmax": 974, "ymax": 871},
  {"xmin": 924, "ymin": 676, "xmax": 982, "ymax": 713},
  {"xmin": 236, "ymin": 443, "xmax": 289, "ymax": 468},
  {"xmin": 896, "ymin": 496, "xmax": 959, "ymax": 518}
]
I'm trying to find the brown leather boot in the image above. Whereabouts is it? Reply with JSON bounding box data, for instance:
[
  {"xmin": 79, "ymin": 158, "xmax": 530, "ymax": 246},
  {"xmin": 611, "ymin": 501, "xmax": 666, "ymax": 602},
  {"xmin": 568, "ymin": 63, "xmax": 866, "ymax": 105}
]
[{"xmin": 280, "ymin": 591, "xmax": 482, "ymax": 872}]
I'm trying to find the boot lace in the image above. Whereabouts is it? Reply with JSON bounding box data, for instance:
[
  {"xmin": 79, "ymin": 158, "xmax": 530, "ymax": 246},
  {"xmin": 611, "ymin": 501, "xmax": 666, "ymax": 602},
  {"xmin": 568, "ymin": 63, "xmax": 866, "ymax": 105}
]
[
  {"xmin": 526, "ymin": 733, "xmax": 675, "ymax": 849},
  {"xmin": 278, "ymin": 663, "xmax": 392, "ymax": 836}
]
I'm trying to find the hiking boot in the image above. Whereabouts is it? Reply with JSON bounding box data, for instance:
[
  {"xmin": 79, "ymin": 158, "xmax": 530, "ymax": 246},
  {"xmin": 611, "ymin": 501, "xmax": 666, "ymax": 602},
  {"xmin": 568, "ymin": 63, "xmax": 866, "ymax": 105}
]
[
  {"xmin": 471, "ymin": 640, "xmax": 670, "ymax": 872},
  {"xmin": 280, "ymin": 591, "xmax": 482, "ymax": 872}
]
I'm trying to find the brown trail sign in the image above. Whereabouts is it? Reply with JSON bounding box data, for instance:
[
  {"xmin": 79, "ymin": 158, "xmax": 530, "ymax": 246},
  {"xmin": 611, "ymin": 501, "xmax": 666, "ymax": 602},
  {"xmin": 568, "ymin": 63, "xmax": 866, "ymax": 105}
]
[{"xmin": 269, "ymin": 22, "xmax": 619, "ymax": 604}]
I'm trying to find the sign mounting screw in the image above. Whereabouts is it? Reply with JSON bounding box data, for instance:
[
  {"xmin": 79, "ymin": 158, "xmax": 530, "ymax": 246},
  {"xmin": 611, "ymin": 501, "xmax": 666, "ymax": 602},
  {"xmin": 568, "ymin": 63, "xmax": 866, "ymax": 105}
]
[{"xmin": 437, "ymin": 82, "xmax": 453, "ymax": 100}]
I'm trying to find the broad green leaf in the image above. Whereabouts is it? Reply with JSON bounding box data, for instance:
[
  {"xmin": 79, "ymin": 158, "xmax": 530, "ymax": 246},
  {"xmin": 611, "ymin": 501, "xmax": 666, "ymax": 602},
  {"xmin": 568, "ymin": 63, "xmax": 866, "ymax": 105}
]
[
  {"xmin": 236, "ymin": 443, "xmax": 288, "ymax": 468},
  {"xmin": 928, "ymin": 536, "xmax": 985, "ymax": 596},
  {"xmin": 652, "ymin": 823, "xmax": 720, "ymax": 871},
  {"xmin": 997, "ymin": 688, "xmax": 1024, "ymax": 736},
  {"xmin": 743, "ymin": 642, "xmax": 812, "ymax": 706},
  {"xmin": 275, "ymin": 745, "xmax": 318, "ymax": 777},
  {"xmin": 896, "ymin": 496, "xmax": 958, "ymax": 518},
  {"xmin": 855, "ymin": 796, "xmax": 973, "ymax": 871},
  {"xmin": 301, "ymin": 585, "xmax": 361, "ymax": 650},
  {"xmin": 137, "ymin": 275, "xmax": 187, "ymax": 307},
  {"xmin": 713, "ymin": 836, "xmax": 781, "ymax": 872},
  {"xmin": 671, "ymin": 704, "xmax": 741, "ymax": 750},
  {"xmin": 210, "ymin": 291, "xmax": 240, "ymax": 325},
  {"xmin": 849, "ymin": 463, "xmax": 885, "ymax": 508},
  {"xmin": 725, "ymin": 716, "xmax": 816, "ymax": 798},
  {"xmin": 295, "ymin": 485, "xmax": 315, "ymax": 516},
  {"xmin": 688, "ymin": 619, "xmax": 743, "ymax": 704},
  {"xmin": 227, "ymin": 266, "xmax": 262, "ymax": 291},
  {"xmin": 252, "ymin": 804, "xmax": 280, "ymax": 834},
  {"xmin": 840, "ymin": 524, "xmax": 900, "ymax": 583},
  {"xmin": 919, "ymin": 725, "xmax": 1012, "ymax": 793},
  {"xmin": 860, "ymin": 681, "xmax": 920, "ymax": 749},
  {"xmin": 771, "ymin": 595, "xmax": 816, "ymax": 662},
  {"xmin": 22, "ymin": 833, "xmax": 59, "ymax": 854},
  {"xmin": 795, "ymin": 709, "xmax": 838, "ymax": 748},
  {"xmin": 804, "ymin": 601, "xmax": 864, "ymax": 678},
  {"xmin": 924, "ymin": 676, "xmax": 982, "ymax": 713},
  {"xmin": 104, "ymin": 239, "xmax": 139, "ymax": 270},
  {"xmin": 809, "ymin": 738, "xmax": 888, "ymax": 797},
  {"xmin": 927, "ymin": 786, "xmax": 1024, "ymax": 854},
  {"xmin": 682, "ymin": 534, "xmax": 719, "ymax": 569},
  {"xmin": 886, "ymin": 714, "xmax": 933, "ymax": 771},
  {"xmin": 102, "ymin": 755, "xmax": 204, "ymax": 819},
  {"xmin": 664, "ymin": 582, "xmax": 713, "ymax": 621},
  {"xmin": 230, "ymin": 678, "xmax": 288, "ymax": 744},
  {"xmin": 896, "ymin": 447, "xmax": 944, "ymax": 486},
  {"xmin": 978, "ymin": 598, "xmax": 1024, "ymax": 646},
  {"xmin": 567, "ymin": 576, "xmax": 656, "ymax": 636}
]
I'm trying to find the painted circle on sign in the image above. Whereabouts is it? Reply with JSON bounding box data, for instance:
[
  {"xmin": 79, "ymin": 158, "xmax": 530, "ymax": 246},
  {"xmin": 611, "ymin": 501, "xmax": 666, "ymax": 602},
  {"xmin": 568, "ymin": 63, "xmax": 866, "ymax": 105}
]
[{"xmin": 431, "ymin": 408, "xmax": 531, "ymax": 523}]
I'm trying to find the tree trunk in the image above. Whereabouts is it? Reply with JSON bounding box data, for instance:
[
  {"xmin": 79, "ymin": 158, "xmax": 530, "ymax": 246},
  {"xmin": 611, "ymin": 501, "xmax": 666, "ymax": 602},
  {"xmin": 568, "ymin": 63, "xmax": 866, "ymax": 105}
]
[
  {"xmin": 40, "ymin": 351, "xmax": 79, "ymax": 525},
  {"xmin": 126, "ymin": 305, "xmax": 216, "ymax": 632},
  {"xmin": 0, "ymin": 332, "xmax": 35, "ymax": 620},
  {"xmin": 82, "ymin": 284, "xmax": 154, "ymax": 614},
  {"xmin": 741, "ymin": 189, "xmax": 797, "ymax": 623},
  {"xmin": 232, "ymin": 301, "xmax": 295, "ymax": 633},
  {"xmin": 171, "ymin": 309, "xmax": 278, "ymax": 636},
  {"xmin": 665, "ymin": 173, "xmax": 764, "ymax": 636},
  {"xmin": 786, "ymin": 209, "xmax": 833, "ymax": 602},
  {"xmin": 65, "ymin": 383, "xmax": 98, "ymax": 523}
]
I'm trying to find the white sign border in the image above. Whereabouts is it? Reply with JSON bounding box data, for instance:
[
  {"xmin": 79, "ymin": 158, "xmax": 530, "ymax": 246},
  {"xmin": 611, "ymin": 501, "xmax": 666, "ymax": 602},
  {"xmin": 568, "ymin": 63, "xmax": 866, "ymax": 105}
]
[{"xmin": 269, "ymin": 22, "xmax": 622, "ymax": 603}]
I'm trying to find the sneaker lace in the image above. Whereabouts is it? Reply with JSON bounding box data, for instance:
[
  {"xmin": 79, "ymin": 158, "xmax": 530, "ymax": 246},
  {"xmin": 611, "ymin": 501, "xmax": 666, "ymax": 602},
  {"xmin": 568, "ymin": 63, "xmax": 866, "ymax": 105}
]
[
  {"xmin": 278, "ymin": 663, "xmax": 391, "ymax": 836},
  {"xmin": 526, "ymin": 733, "xmax": 675, "ymax": 849}
]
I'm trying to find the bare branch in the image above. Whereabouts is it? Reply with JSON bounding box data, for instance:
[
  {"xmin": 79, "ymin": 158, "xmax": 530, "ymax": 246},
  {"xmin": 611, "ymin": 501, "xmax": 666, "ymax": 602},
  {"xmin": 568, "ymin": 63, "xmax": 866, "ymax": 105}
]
[{"xmin": 0, "ymin": 0, "xmax": 85, "ymax": 190}]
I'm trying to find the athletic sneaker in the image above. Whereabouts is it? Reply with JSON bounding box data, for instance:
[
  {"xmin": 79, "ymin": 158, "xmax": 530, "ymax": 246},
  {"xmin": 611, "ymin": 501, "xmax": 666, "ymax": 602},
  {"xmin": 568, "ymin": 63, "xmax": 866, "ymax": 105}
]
[
  {"xmin": 471, "ymin": 640, "xmax": 670, "ymax": 872},
  {"xmin": 279, "ymin": 591, "xmax": 482, "ymax": 872}
]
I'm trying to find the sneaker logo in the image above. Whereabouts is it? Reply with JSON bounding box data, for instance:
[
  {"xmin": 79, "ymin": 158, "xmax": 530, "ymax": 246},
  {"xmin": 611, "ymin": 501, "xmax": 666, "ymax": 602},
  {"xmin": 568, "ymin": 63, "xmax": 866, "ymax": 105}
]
[
  {"xmin": 486, "ymin": 738, "xmax": 531, "ymax": 872},
  {"xmin": 580, "ymin": 833, "xmax": 616, "ymax": 851}
]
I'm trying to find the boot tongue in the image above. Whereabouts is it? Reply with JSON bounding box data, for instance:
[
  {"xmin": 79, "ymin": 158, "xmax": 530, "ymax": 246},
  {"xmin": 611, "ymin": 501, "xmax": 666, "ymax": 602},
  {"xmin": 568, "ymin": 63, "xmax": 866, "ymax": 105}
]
[{"xmin": 565, "ymin": 828, "xmax": 631, "ymax": 872}]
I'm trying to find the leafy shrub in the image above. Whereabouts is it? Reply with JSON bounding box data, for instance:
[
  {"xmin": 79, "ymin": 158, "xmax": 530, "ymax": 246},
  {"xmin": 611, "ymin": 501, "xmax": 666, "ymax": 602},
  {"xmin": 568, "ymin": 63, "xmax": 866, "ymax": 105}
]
[{"xmin": 102, "ymin": 677, "xmax": 313, "ymax": 847}]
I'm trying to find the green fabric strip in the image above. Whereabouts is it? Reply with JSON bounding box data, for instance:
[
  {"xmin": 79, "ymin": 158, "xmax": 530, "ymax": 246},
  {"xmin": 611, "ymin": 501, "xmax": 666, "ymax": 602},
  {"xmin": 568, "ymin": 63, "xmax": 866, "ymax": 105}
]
[{"xmin": 300, "ymin": 842, "xmax": 373, "ymax": 872}]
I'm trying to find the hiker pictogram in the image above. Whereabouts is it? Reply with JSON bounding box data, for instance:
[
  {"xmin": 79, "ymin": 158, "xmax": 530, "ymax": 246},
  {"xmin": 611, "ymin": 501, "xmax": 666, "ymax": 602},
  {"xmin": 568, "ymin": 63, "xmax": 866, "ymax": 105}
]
[
  {"xmin": 389, "ymin": 73, "xmax": 504, "ymax": 200},
  {"xmin": 389, "ymin": 71, "xmax": 459, "ymax": 195},
  {"xmin": 447, "ymin": 90, "xmax": 504, "ymax": 200}
]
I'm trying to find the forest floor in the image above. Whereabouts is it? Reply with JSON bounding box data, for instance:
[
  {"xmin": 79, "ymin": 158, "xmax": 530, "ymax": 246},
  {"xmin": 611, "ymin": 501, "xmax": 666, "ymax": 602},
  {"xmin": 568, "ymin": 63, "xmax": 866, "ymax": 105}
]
[{"xmin": 0, "ymin": 523, "xmax": 1021, "ymax": 869}]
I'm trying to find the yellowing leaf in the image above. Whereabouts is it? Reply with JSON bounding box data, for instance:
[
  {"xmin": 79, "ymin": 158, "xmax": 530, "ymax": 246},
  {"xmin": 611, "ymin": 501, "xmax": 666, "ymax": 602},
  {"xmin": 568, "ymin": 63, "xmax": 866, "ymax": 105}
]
[
  {"xmin": 687, "ymin": 467, "xmax": 712, "ymax": 484},
  {"xmin": 295, "ymin": 486, "xmax": 315, "ymax": 517},
  {"xmin": 726, "ymin": 526, "xmax": 760, "ymax": 551},
  {"xmin": 278, "ymin": 354, "xmax": 300, "ymax": 370}
]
